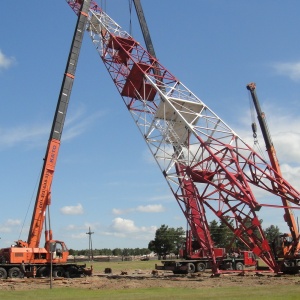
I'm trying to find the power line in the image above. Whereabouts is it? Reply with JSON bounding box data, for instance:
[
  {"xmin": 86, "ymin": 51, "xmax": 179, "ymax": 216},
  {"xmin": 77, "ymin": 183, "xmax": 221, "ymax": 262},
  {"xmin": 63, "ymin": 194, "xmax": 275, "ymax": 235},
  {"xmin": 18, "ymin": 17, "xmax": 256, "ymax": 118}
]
[{"xmin": 86, "ymin": 227, "xmax": 94, "ymax": 261}]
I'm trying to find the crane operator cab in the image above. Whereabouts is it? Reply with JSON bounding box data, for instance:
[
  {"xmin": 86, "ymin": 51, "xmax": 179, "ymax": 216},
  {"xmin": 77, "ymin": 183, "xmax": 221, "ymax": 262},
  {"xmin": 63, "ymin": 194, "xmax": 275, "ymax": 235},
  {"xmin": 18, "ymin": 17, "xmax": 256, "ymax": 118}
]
[
  {"xmin": 47, "ymin": 241, "xmax": 68, "ymax": 261},
  {"xmin": 272, "ymin": 234, "xmax": 294, "ymax": 258}
]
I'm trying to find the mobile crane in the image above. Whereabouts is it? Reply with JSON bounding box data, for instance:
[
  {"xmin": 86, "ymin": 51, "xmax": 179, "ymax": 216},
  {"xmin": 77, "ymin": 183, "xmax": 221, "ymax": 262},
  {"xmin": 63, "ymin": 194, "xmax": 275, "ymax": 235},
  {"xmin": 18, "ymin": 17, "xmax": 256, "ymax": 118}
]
[
  {"xmin": 247, "ymin": 83, "xmax": 300, "ymax": 268},
  {"xmin": 0, "ymin": 0, "xmax": 92, "ymax": 279},
  {"xmin": 68, "ymin": 1, "xmax": 300, "ymax": 275}
]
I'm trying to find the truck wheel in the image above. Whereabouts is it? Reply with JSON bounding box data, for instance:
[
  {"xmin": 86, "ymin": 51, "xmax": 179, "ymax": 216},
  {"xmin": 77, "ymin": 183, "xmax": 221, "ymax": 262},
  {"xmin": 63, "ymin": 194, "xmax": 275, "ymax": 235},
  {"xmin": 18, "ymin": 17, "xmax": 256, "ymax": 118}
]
[
  {"xmin": 53, "ymin": 267, "xmax": 65, "ymax": 278},
  {"xmin": 66, "ymin": 266, "xmax": 79, "ymax": 278},
  {"xmin": 37, "ymin": 266, "xmax": 50, "ymax": 277},
  {"xmin": 235, "ymin": 262, "xmax": 244, "ymax": 270},
  {"xmin": 196, "ymin": 262, "xmax": 206, "ymax": 272},
  {"xmin": 187, "ymin": 263, "xmax": 196, "ymax": 273},
  {"xmin": 8, "ymin": 267, "xmax": 22, "ymax": 278},
  {"xmin": 0, "ymin": 267, "xmax": 7, "ymax": 279}
]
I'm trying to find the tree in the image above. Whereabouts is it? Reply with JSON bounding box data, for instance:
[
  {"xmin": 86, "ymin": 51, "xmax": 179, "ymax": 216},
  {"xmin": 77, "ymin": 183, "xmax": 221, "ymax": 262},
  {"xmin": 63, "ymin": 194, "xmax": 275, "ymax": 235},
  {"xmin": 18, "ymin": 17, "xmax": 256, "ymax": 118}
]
[
  {"xmin": 209, "ymin": 219, "xmax": 222, "ymax": 246},
  {"xmin": 264, "ymin": 225, "xmax": 281, "ymax": 242},
  {"xmin": 209, "ymin": 219, "xmax": 235, "ymax": 249},
  {"xmin": 112, "ymin": 248, "xmax": 122, "ymax": 256},
  {"xmin": 148, "ymin": 224, "xmax": 185, "ymax": 258}
]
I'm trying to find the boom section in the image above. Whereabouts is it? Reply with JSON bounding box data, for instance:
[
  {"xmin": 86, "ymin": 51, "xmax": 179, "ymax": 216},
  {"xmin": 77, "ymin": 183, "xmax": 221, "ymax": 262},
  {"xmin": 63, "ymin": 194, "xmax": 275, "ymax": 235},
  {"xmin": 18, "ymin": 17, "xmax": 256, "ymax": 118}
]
[
  {"xmin": 132, "ymin": 0, "xmax": 217, "ymax": 270},
  {"xmin": 247, "ymin": 82, "xmax": 300, "ymax": 252},
  {"xmin": 26, "ymin": 0, "xmax": 91, "ymax": 248},
  {"xmin": 67, "ymin": 0, "xmax": 300, "ymax": 273}
]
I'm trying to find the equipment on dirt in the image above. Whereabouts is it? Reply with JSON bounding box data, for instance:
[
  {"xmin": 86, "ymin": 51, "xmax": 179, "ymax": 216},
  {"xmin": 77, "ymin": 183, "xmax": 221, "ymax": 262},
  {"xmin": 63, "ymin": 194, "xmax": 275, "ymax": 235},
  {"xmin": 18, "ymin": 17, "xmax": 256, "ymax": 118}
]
[
  {"xmin": 65, "ymin": 0, "xmax": 300, "ymax": 275},
  {"xmin": 0, "ymin": 0, "xmax": 92, "ymax": 279},
  {"xmin": 155, "ymin": 229, "xmax": 257, "ymax": 274},
  {"xmin": 247, "ymin": 83, "xmax": 300, "ymax": 267},
  {"xmin": 155, "ymin": 250, "xmax": 256, "ymax": 274}
]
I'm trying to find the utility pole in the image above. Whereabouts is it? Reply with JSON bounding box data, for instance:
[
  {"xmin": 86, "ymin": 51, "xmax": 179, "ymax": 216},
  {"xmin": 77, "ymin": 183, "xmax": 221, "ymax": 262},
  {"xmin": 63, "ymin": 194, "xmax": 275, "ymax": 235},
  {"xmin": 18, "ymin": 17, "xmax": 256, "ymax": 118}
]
[{"xmin": 86, "ymin": 227, "xmax": 94, "ymax": 261}]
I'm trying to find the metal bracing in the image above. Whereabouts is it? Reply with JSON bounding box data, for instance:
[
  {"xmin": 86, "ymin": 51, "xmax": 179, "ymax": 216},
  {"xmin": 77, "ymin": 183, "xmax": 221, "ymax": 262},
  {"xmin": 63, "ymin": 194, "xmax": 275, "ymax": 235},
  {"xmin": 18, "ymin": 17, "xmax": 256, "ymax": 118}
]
[{"xmin": 66, "ymin": 0, "xmax": 300, "ymax": 273}]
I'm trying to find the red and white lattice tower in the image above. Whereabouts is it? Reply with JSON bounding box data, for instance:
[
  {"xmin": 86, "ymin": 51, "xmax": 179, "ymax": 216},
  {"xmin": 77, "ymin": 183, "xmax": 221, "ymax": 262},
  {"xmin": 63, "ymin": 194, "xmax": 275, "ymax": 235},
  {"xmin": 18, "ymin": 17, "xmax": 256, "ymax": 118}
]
[{"xmin": 66, "ymin": 0, "xmax": 300, "ymax": 274}]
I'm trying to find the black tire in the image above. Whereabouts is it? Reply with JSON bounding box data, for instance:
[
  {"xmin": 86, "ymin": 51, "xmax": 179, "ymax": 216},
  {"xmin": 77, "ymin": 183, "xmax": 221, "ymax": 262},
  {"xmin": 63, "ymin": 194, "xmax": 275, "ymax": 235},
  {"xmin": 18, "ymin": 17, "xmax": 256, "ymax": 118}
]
[
  {"xmin": 196, "ymin": 262, "xmax": 206, "ymax": 272},
  {"xmin": 284, "ymin": 260, "xmax": 294, "ymax": 267},
  {"xmin": 37, "ymin": 266, "xmax": 50, "ymax": 277},
  {"xmin": 8, "ymin": 267, "xmax": 22, "ymax": 278},
  {"xmin": 66, "ymin": 266, "xmax": 79, "ymax": 278},
  {"xmin": 0, "ymin": 267, "xmax": 7, "ymax": 279},
  {"xmin": 235, "ymin": 262, "xmax": 244, "ymax": 270},
  {"xmin": 53, "ymin": 267, "xmax": 65, "ymax": 278},
  {"xmin": 187, "ymin": 263, "xmax": 196, "ymax": 273},
  {"xmin": 296, "ymin": 260, "xmax": 300, "ymax": 267}
]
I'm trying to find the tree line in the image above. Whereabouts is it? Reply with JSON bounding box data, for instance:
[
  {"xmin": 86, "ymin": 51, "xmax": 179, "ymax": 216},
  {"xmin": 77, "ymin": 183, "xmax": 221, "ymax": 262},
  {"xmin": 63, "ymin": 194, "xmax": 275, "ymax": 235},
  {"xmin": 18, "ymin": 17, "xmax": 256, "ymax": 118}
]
[
  {"xmin": 148, "ymin": 222, "xmax": 281, "ymax": 258},
  {"xmin": 69, "ymin": 221, "xmax": 281, "ymax": 258},
  {"xmin": 68, "ymin": 247, "xmax": 151, "ymax": 257}
]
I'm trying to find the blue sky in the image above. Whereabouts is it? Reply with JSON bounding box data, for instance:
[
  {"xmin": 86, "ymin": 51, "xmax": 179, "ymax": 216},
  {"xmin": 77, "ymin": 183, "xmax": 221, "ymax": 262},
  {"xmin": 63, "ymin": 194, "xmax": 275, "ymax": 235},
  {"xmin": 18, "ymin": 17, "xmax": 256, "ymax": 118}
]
[{"xmin": 0, "ymin": 0, "xmax": 300, "ymax": 251}]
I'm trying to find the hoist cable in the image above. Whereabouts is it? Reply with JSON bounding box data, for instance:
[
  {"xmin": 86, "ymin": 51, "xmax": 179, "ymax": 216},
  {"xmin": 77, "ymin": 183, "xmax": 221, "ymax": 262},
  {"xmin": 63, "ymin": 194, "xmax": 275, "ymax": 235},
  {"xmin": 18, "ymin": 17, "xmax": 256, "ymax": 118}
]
[{"xmin": 129, "ymin": 0, "xmax": 133, "ymax": 35}]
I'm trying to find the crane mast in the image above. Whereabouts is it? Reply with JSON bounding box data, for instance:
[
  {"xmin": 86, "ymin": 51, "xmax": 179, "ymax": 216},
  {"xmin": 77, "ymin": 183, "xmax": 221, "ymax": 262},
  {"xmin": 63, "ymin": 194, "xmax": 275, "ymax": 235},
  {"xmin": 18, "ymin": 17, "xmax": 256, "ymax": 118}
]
[
  {"xmin": 247, "ymin": 83, "xmax": 300, "ymax": 256},
  {"xmin": 20, "ymin": 0, "xmax": 91, "ymax": 249},
  {"xmin": 132, "ymin": 0, "xmax": 217, "ymax": 270},
  {"xmin": 66, "ymin": 0, "xmax": 300, "ymax": 274}
]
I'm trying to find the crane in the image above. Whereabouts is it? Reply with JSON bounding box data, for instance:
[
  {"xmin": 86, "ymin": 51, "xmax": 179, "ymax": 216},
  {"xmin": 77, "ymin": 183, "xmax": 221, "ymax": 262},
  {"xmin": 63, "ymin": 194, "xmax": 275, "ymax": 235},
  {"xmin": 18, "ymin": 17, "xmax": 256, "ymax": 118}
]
[
  {"xmin": 0, "ymin": 0, "xmax": 92, "ymax": 279},
  {"xmin": 247, "ymin": 82, "xmax": 300, "ymax": 262},
  {"xmin": 66, "ymin": 0, "xmax": 300, "ymax": 274},
  {"xmin": 132, "ymin": 0, "xmax": 217, "ymax": 271}
]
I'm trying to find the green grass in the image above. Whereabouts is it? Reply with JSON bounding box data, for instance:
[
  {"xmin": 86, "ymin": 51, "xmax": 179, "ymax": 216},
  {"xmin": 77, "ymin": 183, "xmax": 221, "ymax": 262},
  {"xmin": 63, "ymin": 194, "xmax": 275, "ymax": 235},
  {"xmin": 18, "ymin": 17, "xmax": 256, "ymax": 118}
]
[
  {"xmin": 87, "ymin": 259, "xmax": 159, "ymax": 273},
  {"xmin": 1, "ymin": 286, "xmax": 300, "ymax": 300}
]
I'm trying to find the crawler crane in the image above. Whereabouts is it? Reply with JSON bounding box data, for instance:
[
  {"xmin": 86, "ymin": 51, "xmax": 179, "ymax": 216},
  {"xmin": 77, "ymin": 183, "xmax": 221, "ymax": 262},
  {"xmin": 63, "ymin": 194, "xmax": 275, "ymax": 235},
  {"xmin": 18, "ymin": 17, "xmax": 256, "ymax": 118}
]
[
  {"xmin": 66, "ymin": 0, "xmax": 300, "ymax": 275},
  {"xmin": 0, "ymin": 0, "xmax": 92, "ymax": 279}
]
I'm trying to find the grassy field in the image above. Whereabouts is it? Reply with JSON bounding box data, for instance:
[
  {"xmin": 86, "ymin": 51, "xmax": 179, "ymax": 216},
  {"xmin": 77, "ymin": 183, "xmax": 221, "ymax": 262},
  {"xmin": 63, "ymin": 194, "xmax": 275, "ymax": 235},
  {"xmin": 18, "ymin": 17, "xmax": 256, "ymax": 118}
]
[
  {"xmin": 1, "ymin": 285, "xmax": 300, "ymax": 300},
  {"xmin": 87, "ymin": 258, "xmax": 159, "ymax": 273}
]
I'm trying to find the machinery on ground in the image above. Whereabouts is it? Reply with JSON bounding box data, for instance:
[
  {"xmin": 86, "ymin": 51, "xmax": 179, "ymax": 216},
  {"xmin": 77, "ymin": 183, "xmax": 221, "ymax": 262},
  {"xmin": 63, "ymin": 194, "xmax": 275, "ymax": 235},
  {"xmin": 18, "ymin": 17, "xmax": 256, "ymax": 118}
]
[
  {"xmin": 155, "ymin": 230, "xmax": 257, "ymax": 274},
  {"xmin": 3, "ymin": 0, "xmax": 298, "ymax": 277},
  {"xmin": 0, "ymin": 0, "xmax": 92, "ymax": 279},
  {"xmin": 65, "ymin": 0, "xmax": 300, "ymax": 275}
]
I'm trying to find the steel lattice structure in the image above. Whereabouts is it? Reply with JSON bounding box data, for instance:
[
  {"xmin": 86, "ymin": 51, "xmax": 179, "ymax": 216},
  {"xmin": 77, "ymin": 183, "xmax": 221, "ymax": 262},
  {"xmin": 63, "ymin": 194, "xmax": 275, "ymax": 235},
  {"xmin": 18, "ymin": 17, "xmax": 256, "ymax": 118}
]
[{"xmin": 66, "ymin": 0, "xmax": 300, "ymax": 273}]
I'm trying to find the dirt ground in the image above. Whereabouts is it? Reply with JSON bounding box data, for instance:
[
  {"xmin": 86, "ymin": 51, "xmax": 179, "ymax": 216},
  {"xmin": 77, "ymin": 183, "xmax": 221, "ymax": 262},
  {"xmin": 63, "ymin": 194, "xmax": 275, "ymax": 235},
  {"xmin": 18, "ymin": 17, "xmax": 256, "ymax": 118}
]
[{"xmin": 1, "ymin": 269, "xmax": 300, "ymax": 291}]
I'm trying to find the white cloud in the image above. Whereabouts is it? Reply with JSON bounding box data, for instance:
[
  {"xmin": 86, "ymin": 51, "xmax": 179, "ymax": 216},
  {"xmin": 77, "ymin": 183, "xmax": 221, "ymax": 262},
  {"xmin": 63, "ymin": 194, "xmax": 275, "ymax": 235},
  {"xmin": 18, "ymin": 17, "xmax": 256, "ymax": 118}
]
[
  {"xmin": 111, "ymin": 218, "xmax": 139, "ymax": 233},
  {"xmin": 0, "ymin": 124, "xmax": 49, "ymax": 150},
  {"xmin": 149, "ymin": 194, "xmax": 173, "ymax": 202},
  {"xmin": 112, "ymin": 208, "xmax": 133, "ymax": 215},
  {"xmin": 238, "ymin": 104, "xmax": 300, "ymax": 165},
  {"xmin": 136, "ymin": 204, "xmax": 165, "ymax": 213},
  {"xmin": 71, "ymin": 232, "xmax": 88, "ymax": 239},
  {"xmin": 60, "ymin": 203, "xmax": 84, "ymax": 215},
  {"xmin": 272, "ymin": 61, "xmax": 300, "ymax": 81},
  {"xmin": 66, "ymin": 224, "xmax": 77, "ymax": 230},
  {"xmin": 0, "ymin": 106, "xmax": 104, "ymax": 150},
  {"xmin": 5, "ymin": 219, "xmax": 21, "ymax": 226},
  {"xmin": 63, "ymin": 106, "xmax": 105, "ymax": 142},
  {"xmin": 280, "ymin": 163, "xmax": 300, "ymax": 190},
  {"xmin": 112, "ymin": 204, "xmax": 165, "ymax": 215},
  {"xmin": 103, "ymin": 217, "xmax": 157, "ymax": 240},
  {"xmin": 0, "ymin": 49, "xmax": 16, "ymax": 70},
  {"xmin": 0, "ymin": 219, "xmax": 21, "ymax": 233}
]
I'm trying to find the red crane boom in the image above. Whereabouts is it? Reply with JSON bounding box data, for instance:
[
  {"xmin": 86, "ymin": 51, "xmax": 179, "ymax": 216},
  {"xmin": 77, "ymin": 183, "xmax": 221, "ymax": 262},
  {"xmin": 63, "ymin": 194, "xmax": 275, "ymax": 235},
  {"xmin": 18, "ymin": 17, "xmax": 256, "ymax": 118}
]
[{"xmin": 66, "ymin": 0, "xmax": 300, "ymax": 274}]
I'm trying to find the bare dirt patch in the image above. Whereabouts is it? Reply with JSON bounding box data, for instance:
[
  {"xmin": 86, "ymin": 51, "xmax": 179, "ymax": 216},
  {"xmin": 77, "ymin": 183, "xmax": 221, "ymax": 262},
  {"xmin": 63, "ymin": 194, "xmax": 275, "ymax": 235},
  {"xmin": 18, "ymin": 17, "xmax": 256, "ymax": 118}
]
[{"xmin": 1, "ymin": 269, "xmax": 300, "ymax": 291}]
